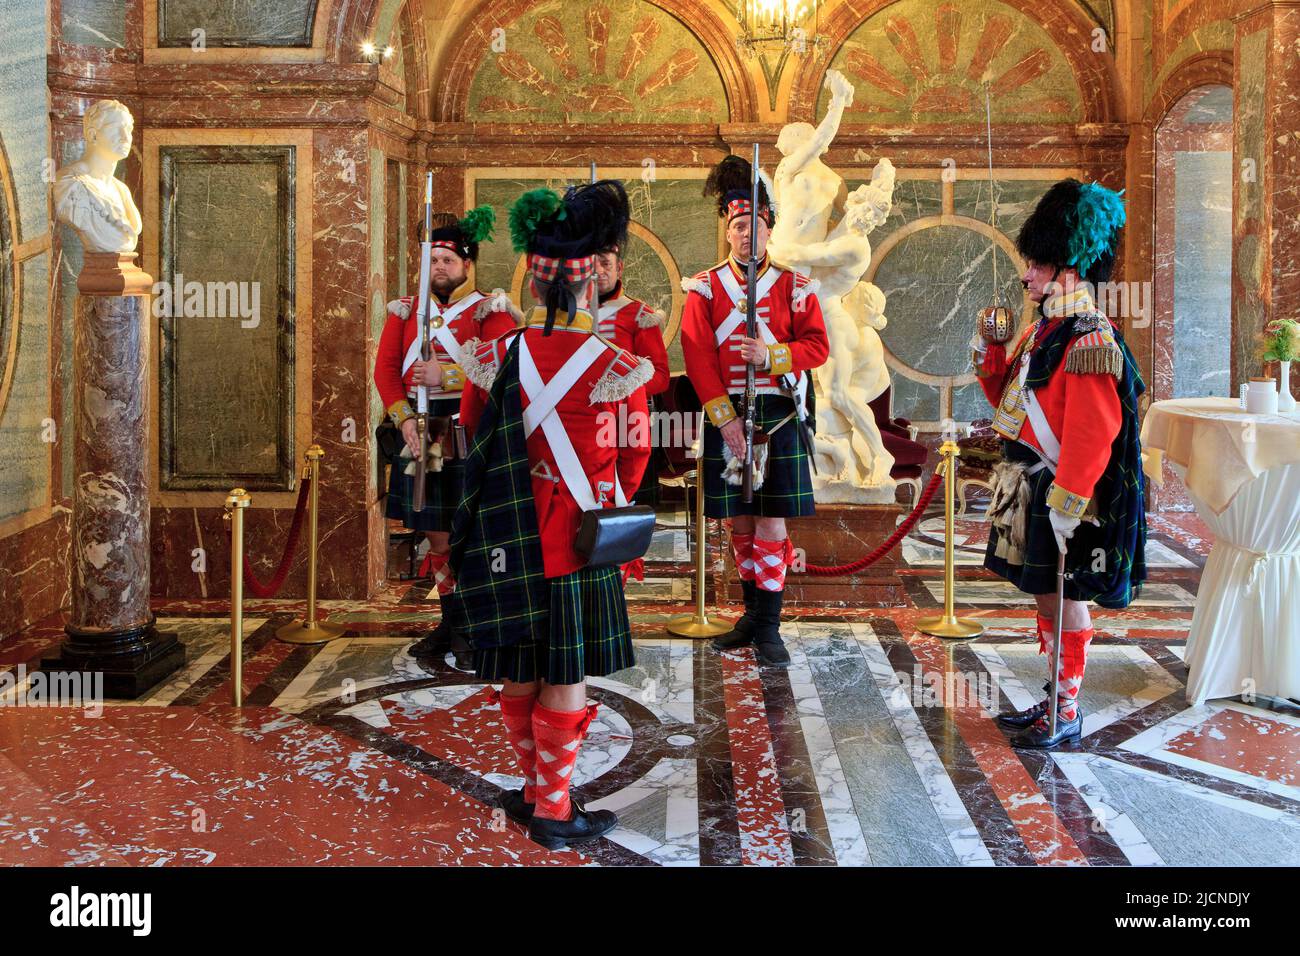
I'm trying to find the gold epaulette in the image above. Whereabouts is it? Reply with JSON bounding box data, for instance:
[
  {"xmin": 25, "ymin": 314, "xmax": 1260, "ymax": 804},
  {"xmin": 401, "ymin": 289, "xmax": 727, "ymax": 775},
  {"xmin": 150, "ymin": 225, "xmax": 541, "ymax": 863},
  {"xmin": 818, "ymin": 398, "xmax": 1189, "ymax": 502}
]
[{"xmin": 1064, "ymin": 322, "xmax": 1123, "ymax": 378}]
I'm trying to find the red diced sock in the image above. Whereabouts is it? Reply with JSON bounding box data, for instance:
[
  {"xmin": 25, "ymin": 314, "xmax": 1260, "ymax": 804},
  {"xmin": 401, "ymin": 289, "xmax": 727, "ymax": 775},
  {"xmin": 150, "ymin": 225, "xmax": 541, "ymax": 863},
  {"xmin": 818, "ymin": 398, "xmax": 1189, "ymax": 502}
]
[
  {"xmin": 531, "ymin": 701, "xmax": 599, "ymax": 821},
  {"xmin": 498, "ymin": 690, "xmax": 537, "ymax": 804},
  {"xmin": 1036, "ymin": 614, "xmax": 1054, "ymax": 656},
  {"xmin": 752, "ymin": 536, "xmax": 793, "ymax": 592},
  {"xmin": 1056, "ymin": 627, "xmax": 1094, "ymax": 721},
  {"xmin": 425, "ymin": 550, "xmax": 456, "ymax": 595},
  {"xmin": 731, "ymin": 532, "xmax": 756, "ymax": 582}
]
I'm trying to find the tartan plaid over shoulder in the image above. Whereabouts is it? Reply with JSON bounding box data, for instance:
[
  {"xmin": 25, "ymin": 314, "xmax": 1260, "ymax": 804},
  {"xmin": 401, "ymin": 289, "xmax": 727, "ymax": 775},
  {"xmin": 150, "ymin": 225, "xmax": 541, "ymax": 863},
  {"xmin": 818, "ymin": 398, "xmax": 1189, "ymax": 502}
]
[
  {"xmin": 447, "ymin": 335, "xmax": 550, "ymax": 649},
  {"xmin": 1025, "ymin": 318, "xmax": 1148, "ymax": 608}
]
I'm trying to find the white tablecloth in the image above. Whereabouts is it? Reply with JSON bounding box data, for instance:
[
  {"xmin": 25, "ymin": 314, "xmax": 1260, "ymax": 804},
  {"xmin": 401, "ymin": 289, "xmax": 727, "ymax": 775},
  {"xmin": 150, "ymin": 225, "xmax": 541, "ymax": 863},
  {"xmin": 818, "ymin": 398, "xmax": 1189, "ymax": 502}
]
[{"xmin": 1159, "ymin": 457, "xmax": 1300, "ymax": 708}]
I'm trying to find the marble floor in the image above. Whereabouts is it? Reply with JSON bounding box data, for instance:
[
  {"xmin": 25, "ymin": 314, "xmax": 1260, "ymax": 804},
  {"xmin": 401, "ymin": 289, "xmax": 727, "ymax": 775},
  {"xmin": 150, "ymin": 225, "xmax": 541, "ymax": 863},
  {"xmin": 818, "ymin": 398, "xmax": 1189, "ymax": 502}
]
[{"xmin": 1, "ymin": 507, "xmax": 1297, "ymax": 866}]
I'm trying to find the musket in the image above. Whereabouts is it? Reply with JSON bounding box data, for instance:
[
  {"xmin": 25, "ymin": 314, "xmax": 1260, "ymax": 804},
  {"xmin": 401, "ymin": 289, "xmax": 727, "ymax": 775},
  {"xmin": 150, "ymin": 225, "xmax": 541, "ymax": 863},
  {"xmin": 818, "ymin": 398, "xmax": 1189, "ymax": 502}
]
[
  {"xmin": 742, "ymin": 143, "xmax": 760, "ymax": 504},
  {"xmin": 411, "ymin": 172, "xmax": 434, "ymax": 512}
]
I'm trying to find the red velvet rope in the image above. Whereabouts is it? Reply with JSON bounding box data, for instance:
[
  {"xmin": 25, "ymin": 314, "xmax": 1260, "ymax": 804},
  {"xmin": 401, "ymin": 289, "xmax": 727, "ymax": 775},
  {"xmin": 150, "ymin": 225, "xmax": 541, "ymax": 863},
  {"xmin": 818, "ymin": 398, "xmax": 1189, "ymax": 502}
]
[
  {"xmin": 230, "ymin": 477, "xmax": 312, "ymax": 598},
  {"xmin": 796, "ymin": 466, "xmax": 946, "ymax": 576}
]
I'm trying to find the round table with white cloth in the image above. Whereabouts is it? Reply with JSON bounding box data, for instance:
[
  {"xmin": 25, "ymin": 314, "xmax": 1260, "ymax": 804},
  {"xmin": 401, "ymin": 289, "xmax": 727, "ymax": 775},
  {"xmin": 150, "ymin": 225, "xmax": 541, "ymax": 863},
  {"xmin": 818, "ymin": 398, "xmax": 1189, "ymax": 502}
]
[{"xmin": 1141, "ymin": 397, "xmax": 1300, "ymax": 706}]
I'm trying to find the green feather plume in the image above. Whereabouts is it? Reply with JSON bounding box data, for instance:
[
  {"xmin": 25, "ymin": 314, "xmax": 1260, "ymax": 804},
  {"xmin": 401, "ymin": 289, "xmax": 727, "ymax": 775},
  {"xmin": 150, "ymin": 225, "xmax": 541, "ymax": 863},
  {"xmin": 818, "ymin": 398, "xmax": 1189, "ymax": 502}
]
[
  {"xmin": 1067, "ymin": 183, "xmax": 1127, "ymax": 274},
  {"xmin": 458, "ymin": 204, "xmax": 496, "ymax": 244},
  {"xmin": 509, "ymin": 188, "xmax": 564, "ymax": 253}
]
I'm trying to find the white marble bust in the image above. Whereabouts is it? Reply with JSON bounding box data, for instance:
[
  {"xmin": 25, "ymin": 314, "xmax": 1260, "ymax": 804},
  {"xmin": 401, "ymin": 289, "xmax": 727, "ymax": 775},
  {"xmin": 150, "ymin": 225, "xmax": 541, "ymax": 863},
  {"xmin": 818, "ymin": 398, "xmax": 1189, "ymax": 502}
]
[{"xmin": 53, "ymin": 100, "xmax": 142, "ymax": 254}]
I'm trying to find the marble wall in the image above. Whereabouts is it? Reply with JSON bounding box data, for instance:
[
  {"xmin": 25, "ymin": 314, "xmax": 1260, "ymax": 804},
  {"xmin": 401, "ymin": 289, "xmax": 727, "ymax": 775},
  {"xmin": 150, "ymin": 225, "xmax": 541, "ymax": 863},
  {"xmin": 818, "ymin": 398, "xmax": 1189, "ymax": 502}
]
[{"xmin": 0, "ymin": 0, "xmax": 63, "ymax": 637}]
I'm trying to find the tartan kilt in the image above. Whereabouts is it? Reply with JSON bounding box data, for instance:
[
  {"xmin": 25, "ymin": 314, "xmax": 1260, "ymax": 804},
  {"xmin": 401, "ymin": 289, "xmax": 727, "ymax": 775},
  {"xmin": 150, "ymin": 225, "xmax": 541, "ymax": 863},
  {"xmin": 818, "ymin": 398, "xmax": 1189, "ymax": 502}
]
[
  {"xmin": 984, "ymin": 442, "xmax": 1106, "ymax": 600},
  {"xmin": 384, "ymin": 397, "xmax": 463, "ymax": 533},
  {"xmin": 472, "ymin": 565, "xmax": 635, "ymax": 686},
  {"xmin": 702, "ymin": 393, "xmax": 815, "ymax": 518}
]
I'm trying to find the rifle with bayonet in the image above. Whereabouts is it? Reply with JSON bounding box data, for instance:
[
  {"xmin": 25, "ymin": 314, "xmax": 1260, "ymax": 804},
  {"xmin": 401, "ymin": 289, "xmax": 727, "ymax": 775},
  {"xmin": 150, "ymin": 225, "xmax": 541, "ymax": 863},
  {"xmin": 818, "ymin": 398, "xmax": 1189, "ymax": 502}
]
[
  {"xmin": 742, "ymin": 143, "xmax": 760, "ymax": 504},
  {"xmin": 411, "ymin": 172, "xmax": 434, "ymax": 512}
]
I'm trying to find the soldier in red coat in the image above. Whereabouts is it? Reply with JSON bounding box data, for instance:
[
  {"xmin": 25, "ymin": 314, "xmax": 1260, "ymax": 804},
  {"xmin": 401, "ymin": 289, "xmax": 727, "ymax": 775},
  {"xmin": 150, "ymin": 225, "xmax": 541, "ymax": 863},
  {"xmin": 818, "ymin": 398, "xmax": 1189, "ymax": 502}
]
[
  {"xmin": 453, "ymin": 181, "xmax": 652, "ymax": 849},
  {"xmin": 681, "ymin": 155, "xmax": 829, "ymax": 667},
  {"xmin": 372, "ymin": 207, "xmax": 519, "ymax": 665},
  {"xmin": 973, "ymin": 180, "xmax": 1147, "ymax": 749},
  {"xmin": 593, "ymin": 243, "xmax": 669, "ymax": 507}
]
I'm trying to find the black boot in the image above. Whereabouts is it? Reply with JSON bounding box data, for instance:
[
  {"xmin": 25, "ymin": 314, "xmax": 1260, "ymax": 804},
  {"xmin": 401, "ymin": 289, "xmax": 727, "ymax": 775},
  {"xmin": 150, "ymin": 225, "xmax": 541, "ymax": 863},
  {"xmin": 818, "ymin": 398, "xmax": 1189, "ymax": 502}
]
[
  {"xmin": 497, "ymin": 788, "xmax": 534, "ymax": 825},
  {"xmin": 751, "ymin": 588, "xmax": 791, "ymax": 668},
  {"xmin": 711, "ymin": 579, "xmax": 757, "ymax": 650},
  {"xmin": 1011, "ymin": 708, "xmax": 1082, "ymax": 749},
  {"xmin": 528, "ymin": 799, "xmax": 618, "ymax": 850},
  {"xmin": 996, "ymin": 682, "xmax": 1051, "ymax": 729}
]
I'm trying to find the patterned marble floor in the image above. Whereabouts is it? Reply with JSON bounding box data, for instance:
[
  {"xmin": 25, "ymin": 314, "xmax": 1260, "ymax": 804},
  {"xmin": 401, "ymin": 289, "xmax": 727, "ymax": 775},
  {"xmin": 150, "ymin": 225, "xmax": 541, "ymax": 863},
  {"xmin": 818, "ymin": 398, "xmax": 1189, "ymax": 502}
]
[{"xmin": 1, "ymin": 506, "xmax": 1296, "ymax": 866}]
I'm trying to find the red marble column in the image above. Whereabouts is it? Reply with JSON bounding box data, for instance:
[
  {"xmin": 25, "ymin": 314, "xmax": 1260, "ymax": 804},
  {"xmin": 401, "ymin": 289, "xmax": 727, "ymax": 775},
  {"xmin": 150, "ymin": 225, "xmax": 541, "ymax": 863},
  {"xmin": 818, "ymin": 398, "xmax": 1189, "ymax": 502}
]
[
  {"xmin": 1233, "ymin": 3, "xmax": 1300, "ymax": 397},
  {"xmin": 42, "ymin": 254, "xmax": 184, "ymax": 698}
]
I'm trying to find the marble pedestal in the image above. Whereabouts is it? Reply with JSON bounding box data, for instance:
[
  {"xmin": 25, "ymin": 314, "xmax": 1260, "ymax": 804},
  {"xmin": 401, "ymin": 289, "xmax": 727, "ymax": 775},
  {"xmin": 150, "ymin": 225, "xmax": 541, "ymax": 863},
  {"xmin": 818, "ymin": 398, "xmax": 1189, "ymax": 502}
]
[
  {"xmin": 43, "ymin": 257, "xmax": 183, "ymax": 698},
  {"xmin": 719, "ymin": 503, "xmax": 907, "ymax": 607}
]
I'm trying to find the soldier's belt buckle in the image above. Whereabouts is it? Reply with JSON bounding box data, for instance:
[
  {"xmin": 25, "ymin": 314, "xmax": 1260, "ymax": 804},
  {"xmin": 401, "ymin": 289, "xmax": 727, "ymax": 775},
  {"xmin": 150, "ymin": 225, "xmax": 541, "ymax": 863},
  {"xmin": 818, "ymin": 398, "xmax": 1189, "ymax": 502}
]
[
  {"xmin": 430, "ymin": 317, "xmax": 444, "ymax": 329},
  {"xmin": 737, "ymin": 298, "xmax": 747, "ymax": 314}
]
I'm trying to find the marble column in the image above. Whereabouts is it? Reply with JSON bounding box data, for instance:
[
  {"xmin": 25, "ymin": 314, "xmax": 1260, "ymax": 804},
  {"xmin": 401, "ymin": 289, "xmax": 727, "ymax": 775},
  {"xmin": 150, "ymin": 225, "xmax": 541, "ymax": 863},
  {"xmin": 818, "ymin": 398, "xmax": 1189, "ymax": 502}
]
[
  {"xmin": 1232, "ymin": 2, "xmax": 1300, "ymax": 398},
  {"xmin": 42, "ymin": 253, "xmax": 184, "ymax": 698}
]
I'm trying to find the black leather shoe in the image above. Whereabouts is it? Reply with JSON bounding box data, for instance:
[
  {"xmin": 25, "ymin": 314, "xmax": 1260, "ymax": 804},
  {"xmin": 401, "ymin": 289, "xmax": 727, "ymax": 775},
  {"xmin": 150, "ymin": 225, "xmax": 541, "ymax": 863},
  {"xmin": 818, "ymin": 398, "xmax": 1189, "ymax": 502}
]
[
  {"xmin": 409, "ymin": 621, "xmax": 446, "ymax": 660},
  {"xmin": 449, "ymin": 630, "xmax": 475, "ymax": 671},
  {"xmin": 528, "ymin": 799, "xmax": 618, "ymax": 850},
  {"xmin": 711, "ymin": 579, "xmax": 757, "ymax": 650},
  {"xmin": 497, "ymin": 788, "xmax": 534, "ymax": 825},
  {"xmin": 1011, "ymin": 711, "xmax": 1082, "ymax": 749},
  {"xmin": 997, "ymin": 682, "xmax": 1052, "ymax": 729}
]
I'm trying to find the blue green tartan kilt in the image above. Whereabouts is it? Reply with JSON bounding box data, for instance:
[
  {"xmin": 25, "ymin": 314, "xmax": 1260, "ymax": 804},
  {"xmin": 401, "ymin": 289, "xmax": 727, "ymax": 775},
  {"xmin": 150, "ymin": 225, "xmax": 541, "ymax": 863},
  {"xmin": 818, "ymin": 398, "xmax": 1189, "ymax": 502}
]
[
  {"xmin": 472, "ymin": 565, "xmax": 635, "ymax": 686},
  {"xmin": 984, "ymin": 442, "xmax": 1104, "ymax": 601},
  {"xmin": 384, "ymin": 397, "xmax": 463, "ymax": 533},
  {"xmin": 702, "ymin": 393, "xmax": 815, "ymax": 519}
]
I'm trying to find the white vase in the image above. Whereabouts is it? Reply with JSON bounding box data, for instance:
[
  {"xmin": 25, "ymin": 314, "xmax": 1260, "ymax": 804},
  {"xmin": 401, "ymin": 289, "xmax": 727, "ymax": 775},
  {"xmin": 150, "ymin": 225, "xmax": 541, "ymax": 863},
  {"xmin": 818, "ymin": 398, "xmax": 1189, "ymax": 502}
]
[{"xmin": 1281, "ymin": 361, "xmax": 1297, "ymax": 414}]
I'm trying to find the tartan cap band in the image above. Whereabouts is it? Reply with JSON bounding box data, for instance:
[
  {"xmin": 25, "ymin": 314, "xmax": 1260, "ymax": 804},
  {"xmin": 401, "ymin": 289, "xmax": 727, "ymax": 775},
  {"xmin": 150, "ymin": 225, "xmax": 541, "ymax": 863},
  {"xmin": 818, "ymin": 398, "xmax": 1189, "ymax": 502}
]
[
  {"xmin": 726, "ymin": 198, "xmax": 772, "ymax": 224},
  {"xmin": 529, "ymin": 253, "xmax": 595, "ymax": 284}
]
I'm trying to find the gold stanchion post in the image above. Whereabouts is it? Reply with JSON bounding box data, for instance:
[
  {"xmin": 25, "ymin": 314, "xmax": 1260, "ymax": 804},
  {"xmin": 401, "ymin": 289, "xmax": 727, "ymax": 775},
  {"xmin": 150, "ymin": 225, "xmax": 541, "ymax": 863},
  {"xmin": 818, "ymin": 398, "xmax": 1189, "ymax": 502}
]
[
  {"xmin": 917, "ymin": 438, "xmax": 985, "ymax": 640},
  {"xmin": 225, "ymin": 488, "xmax": 251, "ymax": 706},
  {"xmin": 278, "ymin": 445, "xmax": 346, "ymax": 644},
  {"xmin": 667, "ymin": 469, "xmax": 733, "ymax": 638}
]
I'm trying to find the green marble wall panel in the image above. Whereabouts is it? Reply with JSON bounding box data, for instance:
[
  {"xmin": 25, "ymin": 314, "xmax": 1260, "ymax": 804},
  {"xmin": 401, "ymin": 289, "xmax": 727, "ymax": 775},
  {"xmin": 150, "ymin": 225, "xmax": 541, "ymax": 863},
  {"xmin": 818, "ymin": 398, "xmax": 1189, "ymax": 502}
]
[
  {"xmin": 159, "ymin": 146, "xmax": 295, "ymax": 490},
  {"xmin": 1174, "ymin": 151, "xmax": 1232, "ymax": 399},
  {"xmin": 472, "ymin": 175, "xmax": 718, "ymax": 374},
  {"xmin": 823, "ymin": 0, "xmax": 1083, "ymax": 125},
  {"xmin": 0, "ymin": 254, "xmax": 50, "ymax": 520},
  {"xmin": 0, "ymin": 0, "xmax": 50, "ymax": 241},
  {"xmin": 61, "ymin": 0, "xmax": 126, "ymax": 49},
  {"xmin": 158, "ymin": 0, "xmax": 317, "ymax": 47},
  {"xmin": 466, "ymin": 0, "xmax": 728, "ymax": 124}
]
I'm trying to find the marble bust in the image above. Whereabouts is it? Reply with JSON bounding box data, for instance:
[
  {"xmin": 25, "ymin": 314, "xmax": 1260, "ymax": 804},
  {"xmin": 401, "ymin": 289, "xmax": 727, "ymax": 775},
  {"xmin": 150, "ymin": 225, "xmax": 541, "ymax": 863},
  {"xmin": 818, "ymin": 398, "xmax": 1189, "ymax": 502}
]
[{"xmin": 54, "ymin": 100, "xmax": 142, "ymax": 255}]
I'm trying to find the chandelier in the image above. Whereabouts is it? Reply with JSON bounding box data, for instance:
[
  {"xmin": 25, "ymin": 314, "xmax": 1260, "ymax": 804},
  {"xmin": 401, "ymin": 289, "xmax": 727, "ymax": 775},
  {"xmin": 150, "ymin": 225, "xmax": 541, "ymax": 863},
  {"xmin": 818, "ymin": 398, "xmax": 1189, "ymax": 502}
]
[{"xmin": 735, "ymin": 0, "xmax": 824, "ymax": 108}]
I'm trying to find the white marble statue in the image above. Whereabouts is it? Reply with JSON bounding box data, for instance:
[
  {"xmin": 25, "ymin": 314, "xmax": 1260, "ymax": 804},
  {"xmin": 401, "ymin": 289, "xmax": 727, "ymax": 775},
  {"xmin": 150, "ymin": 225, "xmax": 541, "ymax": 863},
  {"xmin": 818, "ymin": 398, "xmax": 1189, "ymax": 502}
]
[
  {"xmin": 768, "ymin": 70, "xmax": 899, "ymax": 501},
  {"xmin": 53, "ymin": 99, "xmax": 142, "ymax": 255}
]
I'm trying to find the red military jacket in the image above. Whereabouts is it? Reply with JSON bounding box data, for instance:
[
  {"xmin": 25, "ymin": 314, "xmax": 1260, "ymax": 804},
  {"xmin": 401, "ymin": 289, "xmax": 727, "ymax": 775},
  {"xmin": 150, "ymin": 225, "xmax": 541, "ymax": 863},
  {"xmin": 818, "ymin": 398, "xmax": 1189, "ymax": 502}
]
[
  {"xmin": 373, "ymin": 279, "xmax": 521, "ymax": 425},
  {"xmin": 974, "ymin": 286, "xmax": 1124, "ymax": 518},
  {"xmin": 596, "ymin": 282, "xmax": 670, "ymax": 397},
  {"xmin": 460, "ymin": 307, "xmax": 653, "ymax": 578},
  {"xmin": 679, "ymin": 254, "xmax": 829, "ymax": 429}
]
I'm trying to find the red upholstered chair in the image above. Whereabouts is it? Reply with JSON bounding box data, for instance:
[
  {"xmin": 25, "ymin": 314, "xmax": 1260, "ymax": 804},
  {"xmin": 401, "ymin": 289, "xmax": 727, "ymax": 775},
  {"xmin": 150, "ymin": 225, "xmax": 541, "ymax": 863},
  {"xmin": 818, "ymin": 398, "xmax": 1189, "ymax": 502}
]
[
  {"xmin": 867, "ymin": 386, "xmax": 929, "ymax": 501},
  {"xmin": 955, "ymin": 418, "xmax": 999, "ymax": 515}
]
